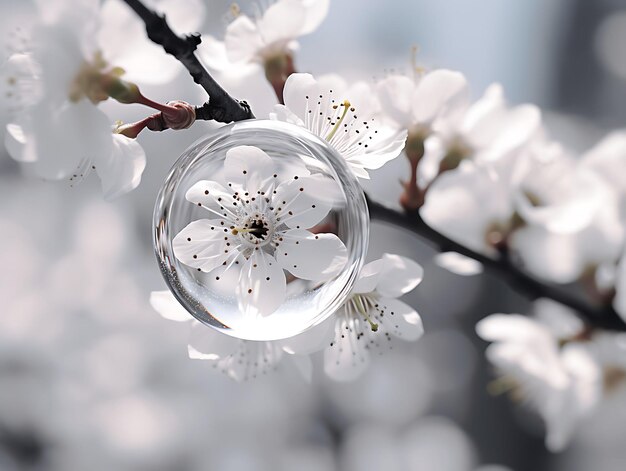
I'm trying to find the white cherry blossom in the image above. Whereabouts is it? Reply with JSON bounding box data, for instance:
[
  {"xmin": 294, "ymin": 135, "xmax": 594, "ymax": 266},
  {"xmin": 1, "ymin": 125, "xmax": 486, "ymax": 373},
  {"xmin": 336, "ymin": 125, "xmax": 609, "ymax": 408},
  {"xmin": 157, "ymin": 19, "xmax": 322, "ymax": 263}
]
[
  {"xmin": 509, "ymin": 142, "xmax": 624, "ymax": 283},
  {"xmin": 420, "ymin": 159, "xmax": 515, "ymax": 256},
  {"xmin": 376, "ymin": 69, "xmax": 469, "ymax": 144},
  {"xmin": 173, "ymin": 145, "xmax": 348, "ymax": 317},
  {"xmin": 214, "ymin": 0, "xmax": 328, "ymax": 68},
  {"xmin": 418, "ymin": 83, "xmax": 542, "ymax": 185},
  {"xmin": 272, "ymin": 73, "xmax": 407, "ymax": 179},
  {"xmin": 314, "ymin": 253, "xmax": 424, "ymax": 381},
  {"xmin": 150, "ymin": 290, "xmax": 328, "ymax": 381},
  {"xmin": 477, "ymin": 309, "xmax": 602, "ymax": 452},
  {"xmin": 3, "ymin": 0, "xmax": 146, "ymax": 199}
]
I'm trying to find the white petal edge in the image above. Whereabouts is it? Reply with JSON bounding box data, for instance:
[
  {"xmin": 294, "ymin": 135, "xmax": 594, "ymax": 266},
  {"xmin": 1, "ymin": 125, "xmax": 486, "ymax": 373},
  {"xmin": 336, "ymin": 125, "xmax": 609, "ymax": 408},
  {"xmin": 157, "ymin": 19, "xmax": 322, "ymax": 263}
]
[
  {"xmin": 149, "ymin": 290, "xmax": 193, "ymax": 322},
  {"xmin": 237, "ymin": 250, "xmax": 286, "ymax": 317},
  {"xmin": 276, "ymin": 229, "xmax": 348, "ymax": 282}
]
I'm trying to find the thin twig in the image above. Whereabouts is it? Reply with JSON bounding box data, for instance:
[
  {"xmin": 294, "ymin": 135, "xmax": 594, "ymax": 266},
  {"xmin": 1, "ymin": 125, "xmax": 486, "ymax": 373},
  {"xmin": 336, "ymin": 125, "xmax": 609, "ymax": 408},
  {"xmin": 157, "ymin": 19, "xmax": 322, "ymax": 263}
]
[
  {"xmin": 121, "ymin": 0, "xmax": 254, "ymax": 123},
  {"xmin": 367, "ymin": 196, "xmax": 626, "ymax": 331}
]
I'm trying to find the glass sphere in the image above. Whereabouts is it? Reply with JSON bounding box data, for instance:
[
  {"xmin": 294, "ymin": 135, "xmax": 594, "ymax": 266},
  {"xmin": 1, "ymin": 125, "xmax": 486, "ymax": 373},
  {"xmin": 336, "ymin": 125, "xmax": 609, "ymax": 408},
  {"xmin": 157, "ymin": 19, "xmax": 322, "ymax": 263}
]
[{"xmin": 154, "ymin": 120, "xmax": 369, "ymax": 341}]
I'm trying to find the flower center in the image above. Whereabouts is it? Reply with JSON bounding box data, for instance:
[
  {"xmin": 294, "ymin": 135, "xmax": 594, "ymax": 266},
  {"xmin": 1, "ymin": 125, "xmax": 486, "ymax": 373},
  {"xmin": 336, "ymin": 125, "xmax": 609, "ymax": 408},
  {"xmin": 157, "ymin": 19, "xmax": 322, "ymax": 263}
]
[
  {"xmin": 346, "ymin": 294, "xmax": 379, "ymax": 332},
  {"xmin": 249, "ymin": 219, "xmax": 269, "ymax": 239},
  {"xmin": 233, "ymin": 213, "xmax": 275, "ymax": 247}
]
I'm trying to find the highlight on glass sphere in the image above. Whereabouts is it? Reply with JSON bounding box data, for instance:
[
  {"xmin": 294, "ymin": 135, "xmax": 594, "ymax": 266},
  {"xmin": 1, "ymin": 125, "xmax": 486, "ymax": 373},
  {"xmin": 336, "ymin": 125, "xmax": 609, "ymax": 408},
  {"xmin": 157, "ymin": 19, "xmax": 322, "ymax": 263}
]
[{"xmin": 154, "ymin": 120, "xmax": 369, "ymax": 341}]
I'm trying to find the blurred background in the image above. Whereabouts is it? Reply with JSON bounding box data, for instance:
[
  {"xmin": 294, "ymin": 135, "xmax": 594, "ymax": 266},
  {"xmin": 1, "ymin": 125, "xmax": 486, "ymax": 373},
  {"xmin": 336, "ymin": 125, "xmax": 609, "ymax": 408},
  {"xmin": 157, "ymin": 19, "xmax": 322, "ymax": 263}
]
[{"xmin": 2, "ymin": 0, "xmax": 626, "ymax": 470}]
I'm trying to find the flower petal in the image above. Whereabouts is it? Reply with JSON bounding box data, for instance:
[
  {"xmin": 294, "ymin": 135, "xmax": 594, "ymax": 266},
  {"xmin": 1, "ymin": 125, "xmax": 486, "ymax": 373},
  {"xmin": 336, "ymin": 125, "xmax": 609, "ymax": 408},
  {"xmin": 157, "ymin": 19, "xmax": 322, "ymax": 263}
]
[
  {"xmin": 257, "ymin": 0, "xmax": 306, "ymax": 45},
  {"xmin": 376, "ymin": 74, "xmax": 415, "ymax": 129},
  {"xmin": 377, "ymin": 297, "xmax": 424, "ymax": 341},
  {"xmin": 582, "ymin": 131, "xmax": 626, "ymax": 196},
  {"xmin": 185, "ymin": 180, "xmax": 238, "ymax": 221},
  {"xmin": 476, "ymin": 313, "xmax": 554, "ymax": 345},
  {"xmin": 5, "ymin": 120, "xmax": 37, "ymax": 164},
  {"xmin": 352, "ymin": 258, "xmax": 386, "ymax": 294},
  {"xmin": 149, "ymin": 290, "xmax": 193, "ymax": 322},
  {"xmin": 173, "ymin": 219, "xmax": 234, "ymax": 272},
  {"xmin": 412, "ymin": 69, "xmax": 469, "ymax": 125},
  {"xmin": 375, "ymin": 254, "xmax": 424, "ymax": 298},
  {"xmin": 283, "ymin": 72, "xmax": 318, "ymax": 121},
  {"xmin": 420, "ymin": 161, "xmax": 513, "ymax": 256},
  {"xmin": 223, "ymin": 145, "xmax": 276, "ymax": 194},
  {"xmin": 300, "ymin": 0, "xmax": 330, "ymax": 35},
  {"xmin": 224, "ymin": 15, "xmax": 264, "ymax": 63},
  {"xmin": 324, "ymin": 315, "xmax": 371, "ymax": 382},
  {"xmin": 276, "ymin": 229, "xmax": 347, "ymax": 281},
  {"xmin": 270, "ymin": 104, "xmax": 305, "ymax": 126},
  {"xmin": 273, "ymin": 173, "xmax": 341, "ymax": 229},
  {"xmin": 188, "ymin": 320, "xmax": 240, "ymax": 360},
  {"xmin": 27, "ymin": 100, "xmax": 113, "ymax": 180},
  {"xmin": 99, "ymin": 0, "xmax": 185, "ymax": 84},
  {"xmin": 353, "ymin": 254, "xmax": 423, "ymax": 297},
  {"xmin": 279, "ymin": 315, "xmax": 335, "ymax": 355},
  {"xmin": 95, "ymin": 133, "xmax": 146, "ymax": 200},
  {"xmin": 433, "ymin": 252, "xmax": 483, "ymax": 276},
  {"xmin": 237, "ymin": 250, "xmax": 286, "ymax": 317},
  {"xmin": 196, "ymin": 35, "xmax": 231, "ymax": 71}
]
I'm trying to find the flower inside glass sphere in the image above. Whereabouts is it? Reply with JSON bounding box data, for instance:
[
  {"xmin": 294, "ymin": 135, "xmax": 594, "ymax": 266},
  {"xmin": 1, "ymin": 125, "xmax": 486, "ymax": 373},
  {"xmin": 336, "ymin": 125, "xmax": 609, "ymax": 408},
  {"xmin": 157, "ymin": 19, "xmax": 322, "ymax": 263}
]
[
  {"xmin": 172, "ymin": 144, "xmax": 350, "ymax": 317},
  {"xmin": 155, "ymin": 120, "xmax": 368, "ymax": 341}
]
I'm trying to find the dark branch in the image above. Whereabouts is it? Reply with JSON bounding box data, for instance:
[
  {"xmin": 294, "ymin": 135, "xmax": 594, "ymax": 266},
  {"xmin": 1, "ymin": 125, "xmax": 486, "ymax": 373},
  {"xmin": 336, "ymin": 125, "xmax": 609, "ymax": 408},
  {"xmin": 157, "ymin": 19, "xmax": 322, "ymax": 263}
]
[
  {"xmin": 121, "ymin": 0, "xmax": 254, "ymax": 123},
  {"xmin": 122, "ymin": 0, "xmax": 624, "ymax": 332},
  {"xmin": 367, "ymin": 196, "xmax": 626, "ymax": 331}
]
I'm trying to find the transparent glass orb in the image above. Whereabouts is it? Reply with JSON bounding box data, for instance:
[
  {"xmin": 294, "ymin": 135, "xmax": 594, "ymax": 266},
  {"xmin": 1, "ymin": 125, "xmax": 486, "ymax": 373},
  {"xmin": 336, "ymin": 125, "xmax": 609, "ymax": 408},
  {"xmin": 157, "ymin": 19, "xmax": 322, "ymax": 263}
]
[{"xmin": 154, "ymin": 120, "xmax": 369, "ymax": 341}]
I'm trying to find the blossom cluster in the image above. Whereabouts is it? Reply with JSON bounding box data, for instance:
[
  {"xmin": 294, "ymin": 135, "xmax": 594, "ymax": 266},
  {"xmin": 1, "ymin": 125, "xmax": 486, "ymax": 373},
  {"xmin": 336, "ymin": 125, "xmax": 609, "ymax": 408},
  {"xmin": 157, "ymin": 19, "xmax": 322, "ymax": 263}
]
[{"xmin": 3, "ymin": 0, "xmax": 626, "ymax": 454}]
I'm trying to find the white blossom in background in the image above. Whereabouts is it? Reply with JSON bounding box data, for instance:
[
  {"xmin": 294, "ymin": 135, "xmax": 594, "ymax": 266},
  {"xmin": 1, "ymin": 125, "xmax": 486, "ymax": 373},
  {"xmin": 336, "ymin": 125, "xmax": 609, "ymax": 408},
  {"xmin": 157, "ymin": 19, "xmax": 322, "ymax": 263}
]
[
  {"xmin": 98, "ymin": 0, "xmax": 206, "ymax": 85},
  {"xmin": 197, "ymin": 0, "xmax": 329, "ymax": 116},
  {"xmin": 200, "ymin": 0, "xmax": 328, "ymax": 72},
  {"xmin": 173, "ymin": 145, "xmax": 347, "ymax": 317},
  {"xmin": 417, "ymin": 83, "xmax": 542, "ymax": 185},
  {"xmin": 315, "ymin": 253, "xmax": 424, "ymax": 381},
  {"xmin": 420, "ymin": 159, "xmax": 515, "ymax": 256},
  {"xmin": 581, "ymin": 130, "xmax": 626, "ymax": 221},
  {"xmin": 376, "ymin": 68, "xmax": 469, "ymax": 150},
  {"xmin": 509, "ymin": 139, "xmax": 624, "ymax": 284},
  {"xmin": 149, "ymin": 290, "xmax": 317, "ymax": 381},
  {"xmin": 477, "ymin": 308, "xmax": 603, "ymax": 452},
  {"xmin": 418, "ymin": 86, "xmax": 545, "ymax": 257},
  {"xmin": 272, "ymin": 73, "xmax": 407, "ymax": 179},
  {"xmin": 3, "ymin": 0, "xmax": 146, "ymax": 199}
]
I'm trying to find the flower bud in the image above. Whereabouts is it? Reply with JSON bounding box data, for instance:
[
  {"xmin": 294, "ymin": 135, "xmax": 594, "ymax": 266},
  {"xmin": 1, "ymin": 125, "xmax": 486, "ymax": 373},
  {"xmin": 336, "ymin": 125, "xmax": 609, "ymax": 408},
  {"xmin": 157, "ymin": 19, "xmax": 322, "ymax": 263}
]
[{"xmin": 162, "ymin": 100, "xmax": 196, "ymax": 130}]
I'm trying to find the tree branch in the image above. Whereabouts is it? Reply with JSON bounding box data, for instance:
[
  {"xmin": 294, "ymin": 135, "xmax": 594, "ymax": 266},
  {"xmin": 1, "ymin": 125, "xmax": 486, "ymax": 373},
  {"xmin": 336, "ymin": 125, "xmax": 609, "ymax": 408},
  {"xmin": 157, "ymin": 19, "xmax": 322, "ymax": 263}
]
[
  {"xmin": 121, "ymin": 0, "xmax": 254, "ymax": 123},
  {"xmin": 121, "ymin": 0, "xmax": 624, "ymax": 332},
  {"xmin": 367, "ymin": 196, "xmax": 626, "ymax": 331}
]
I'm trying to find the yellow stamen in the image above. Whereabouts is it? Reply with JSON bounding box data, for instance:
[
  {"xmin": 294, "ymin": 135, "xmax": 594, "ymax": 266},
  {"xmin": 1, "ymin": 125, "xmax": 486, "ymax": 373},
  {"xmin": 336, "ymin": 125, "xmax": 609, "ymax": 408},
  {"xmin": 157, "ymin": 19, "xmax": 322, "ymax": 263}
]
[
  {"xmin": 411, "ymin": 45, "xmax": 426, "ymax": 79},
  {"xmin": 355, "ymin": 295, "xmax": 378, "ymax": 332},
  {"xmin": 325, "ymin": 100, "xmax": 351, "ymax": 141}
]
